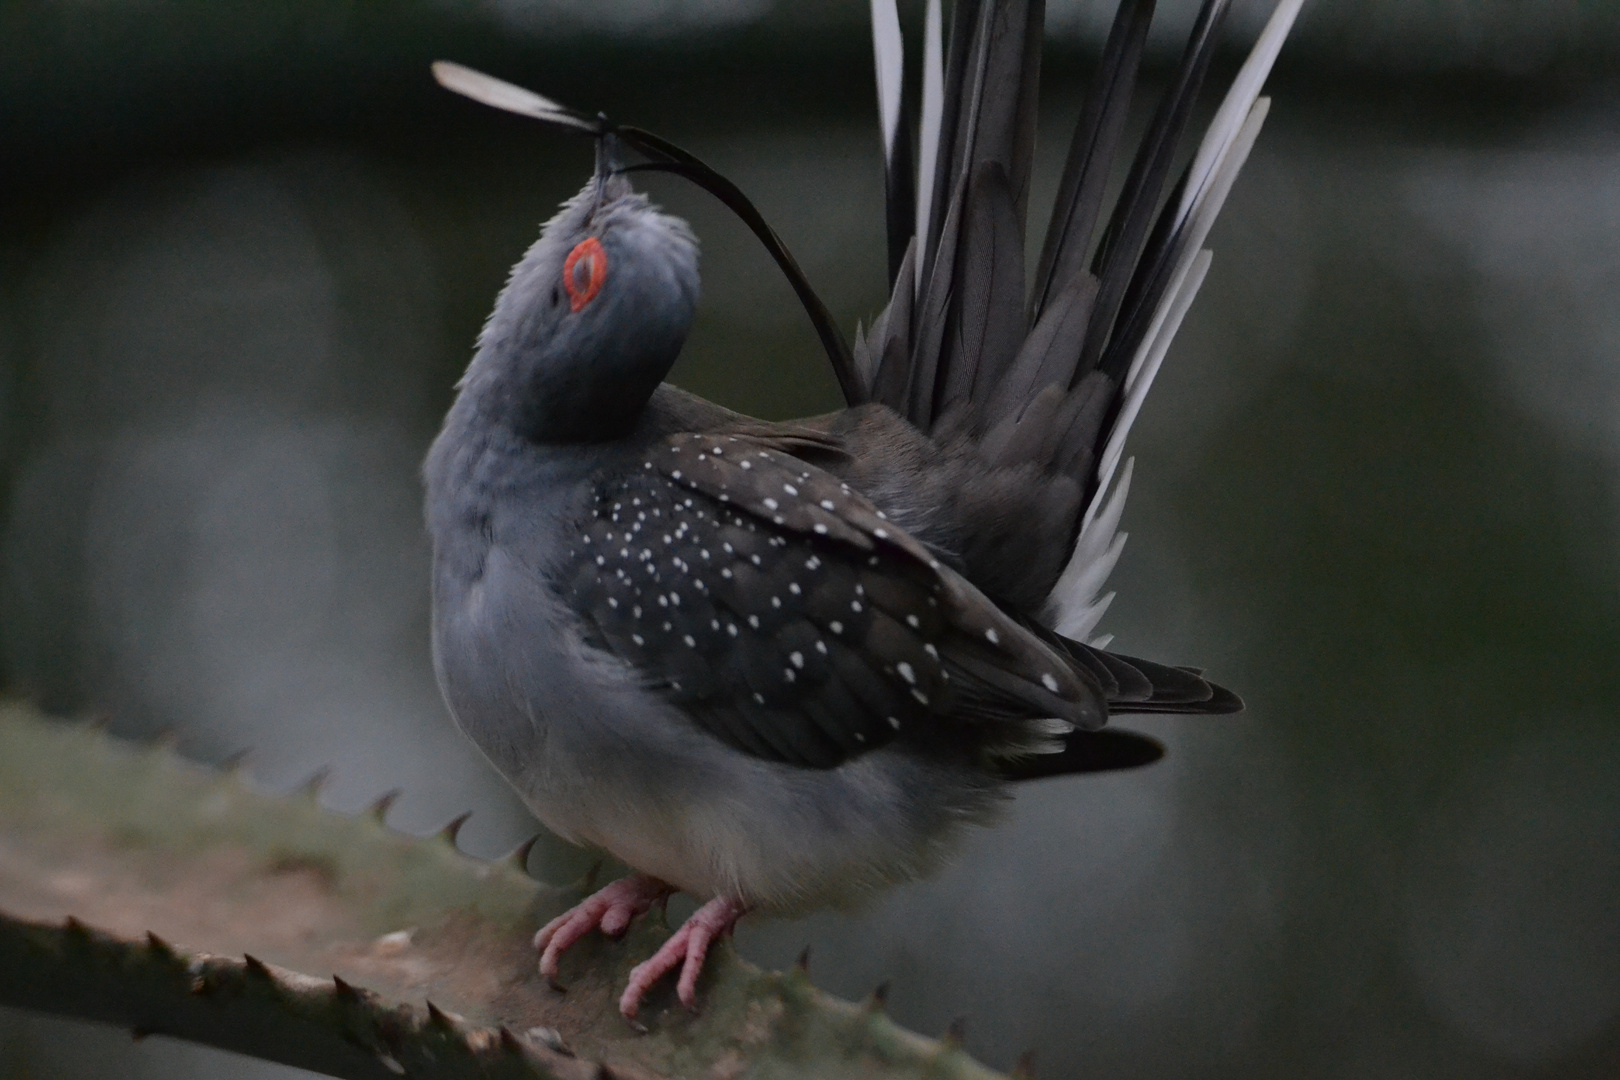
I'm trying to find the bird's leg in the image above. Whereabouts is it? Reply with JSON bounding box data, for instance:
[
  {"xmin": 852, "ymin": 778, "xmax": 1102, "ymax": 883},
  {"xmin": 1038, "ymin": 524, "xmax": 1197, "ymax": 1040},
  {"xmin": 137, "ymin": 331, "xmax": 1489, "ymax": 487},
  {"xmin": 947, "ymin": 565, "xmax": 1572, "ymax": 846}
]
[
  {"xmin": 534, "ymin": 873, "xmax": 673, "ymax": 980},
  {"xmin": 619, "ymin": 895, "xmax": 750, "ymax": 1019}
]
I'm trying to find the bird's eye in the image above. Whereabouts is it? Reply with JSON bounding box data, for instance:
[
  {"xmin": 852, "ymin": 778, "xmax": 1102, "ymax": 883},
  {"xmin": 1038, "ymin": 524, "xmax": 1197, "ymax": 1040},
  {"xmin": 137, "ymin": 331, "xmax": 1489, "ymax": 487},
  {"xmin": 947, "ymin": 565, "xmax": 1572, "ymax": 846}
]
[{"xmin": 563, "ymin": 237, "xmax": 607, "ymax": 312}]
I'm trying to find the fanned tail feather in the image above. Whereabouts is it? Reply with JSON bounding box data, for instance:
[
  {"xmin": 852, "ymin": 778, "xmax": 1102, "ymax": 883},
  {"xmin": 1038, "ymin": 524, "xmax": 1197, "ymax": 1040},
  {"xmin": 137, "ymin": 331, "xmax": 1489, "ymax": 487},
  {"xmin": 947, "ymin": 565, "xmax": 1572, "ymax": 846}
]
[{"xmin": 862, "ymin": 0, "xmax": 1301, "ymax": 648}]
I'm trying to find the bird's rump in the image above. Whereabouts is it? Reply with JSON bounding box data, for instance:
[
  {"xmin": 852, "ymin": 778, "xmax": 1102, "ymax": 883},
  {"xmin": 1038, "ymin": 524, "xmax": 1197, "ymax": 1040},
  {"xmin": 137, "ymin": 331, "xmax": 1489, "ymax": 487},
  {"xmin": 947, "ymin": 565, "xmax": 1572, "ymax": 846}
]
[{"xmin": 560, "ymin": 430, "xmax": 1107, "ymax": 770}]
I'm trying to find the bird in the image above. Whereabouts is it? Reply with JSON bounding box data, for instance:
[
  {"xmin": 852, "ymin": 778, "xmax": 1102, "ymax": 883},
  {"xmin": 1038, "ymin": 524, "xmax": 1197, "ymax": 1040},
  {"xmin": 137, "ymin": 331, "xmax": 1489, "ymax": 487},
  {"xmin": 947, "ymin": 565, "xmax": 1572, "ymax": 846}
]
[{"xmin": 425, "ymin": 0, "xmax": 1301, "ymax": 1021}]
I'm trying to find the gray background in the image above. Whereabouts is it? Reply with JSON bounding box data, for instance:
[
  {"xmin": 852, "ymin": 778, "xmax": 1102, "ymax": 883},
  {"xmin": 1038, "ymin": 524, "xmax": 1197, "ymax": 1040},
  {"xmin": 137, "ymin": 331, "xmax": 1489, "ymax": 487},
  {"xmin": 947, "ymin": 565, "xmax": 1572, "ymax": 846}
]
[{"xmin": 2, "ymin": 1, "xmax": 1618, "ymax": 1077}]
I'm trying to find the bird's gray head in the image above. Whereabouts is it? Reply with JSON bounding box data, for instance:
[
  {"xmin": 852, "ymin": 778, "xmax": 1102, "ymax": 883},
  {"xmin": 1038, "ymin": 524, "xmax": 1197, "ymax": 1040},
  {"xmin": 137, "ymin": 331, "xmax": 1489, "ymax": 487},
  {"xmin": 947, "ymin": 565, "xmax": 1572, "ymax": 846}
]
[{"xmin": 461, "ymin": 168, "xmax": 699, "ymax": 443}]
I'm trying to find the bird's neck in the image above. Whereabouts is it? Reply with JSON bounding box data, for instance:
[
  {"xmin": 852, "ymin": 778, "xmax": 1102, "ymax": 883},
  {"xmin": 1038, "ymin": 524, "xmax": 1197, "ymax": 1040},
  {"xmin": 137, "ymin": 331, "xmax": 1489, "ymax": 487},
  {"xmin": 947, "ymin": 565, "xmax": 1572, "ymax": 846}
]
[{"xmin": 458, "ymin": 320, "xmax": 672, "ymax": 445}]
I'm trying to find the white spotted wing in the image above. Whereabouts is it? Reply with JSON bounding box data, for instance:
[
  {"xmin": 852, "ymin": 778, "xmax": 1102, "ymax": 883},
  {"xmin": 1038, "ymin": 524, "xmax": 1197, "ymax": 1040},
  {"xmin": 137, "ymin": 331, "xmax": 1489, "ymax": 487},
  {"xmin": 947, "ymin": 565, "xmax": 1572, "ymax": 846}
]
[{"xmin": 561, "ymin": 432, "xmax": 1106, "ymax": 769}]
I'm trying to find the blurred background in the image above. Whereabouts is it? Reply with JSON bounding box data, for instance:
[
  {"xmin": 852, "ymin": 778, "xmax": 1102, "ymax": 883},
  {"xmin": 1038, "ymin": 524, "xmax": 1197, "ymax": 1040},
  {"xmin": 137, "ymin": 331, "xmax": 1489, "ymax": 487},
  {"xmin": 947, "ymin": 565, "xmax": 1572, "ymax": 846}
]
[{"xmin": 2, "ymin": 0, "xmax": 1619, "ymax": 1077}]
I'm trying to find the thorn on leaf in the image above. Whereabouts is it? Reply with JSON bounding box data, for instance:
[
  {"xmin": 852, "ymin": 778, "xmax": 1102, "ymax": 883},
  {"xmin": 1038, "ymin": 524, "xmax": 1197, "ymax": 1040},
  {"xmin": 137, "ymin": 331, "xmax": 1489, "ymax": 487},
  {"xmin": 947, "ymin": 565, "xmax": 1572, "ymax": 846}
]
[
  {"xmin": 297, "ymin": 766, "xmax": 331, "ymax": 801},
  {"xmin": 505, "ymin": 834, "xmax": 541, "ymax": 875},
  {"xmin": 368, "ymin": 789, "xmax": 401, "ymax": 825},
  {"xmin": 218, "ymin": 748, "xmax": 252, "ymax": 774},
  {"xmin": 438, "ymin": 811, "xmax": 473, "ymax": 847},
  {"xmin": 1012, "ymin": 1049, "xmax": 1036, "ymax": 1079},
  {"xmin": 943, "ymin": 1016, "xmax": 967, "ymax": 1047}
]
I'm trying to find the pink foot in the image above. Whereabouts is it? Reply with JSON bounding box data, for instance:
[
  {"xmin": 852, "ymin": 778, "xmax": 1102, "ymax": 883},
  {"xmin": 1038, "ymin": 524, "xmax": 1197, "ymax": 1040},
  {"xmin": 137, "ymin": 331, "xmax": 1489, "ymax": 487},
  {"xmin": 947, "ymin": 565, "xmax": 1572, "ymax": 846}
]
[
  {"xmin": 619, "ymin": 895, "xmax": 750, "ymax": 1019},
  {"xmin": 534, "ymin": 874, "xmax": 672, "ymax": 981}
]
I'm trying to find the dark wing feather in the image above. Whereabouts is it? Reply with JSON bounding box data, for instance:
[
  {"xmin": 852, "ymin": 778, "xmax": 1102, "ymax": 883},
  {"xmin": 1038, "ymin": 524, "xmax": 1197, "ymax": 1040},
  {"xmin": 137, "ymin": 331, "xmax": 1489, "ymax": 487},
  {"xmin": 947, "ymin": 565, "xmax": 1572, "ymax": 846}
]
[
  {"xmin": 998, "ymin": 728, "xmax": 1164, "ymax": 781},
  {"xmin": 561, "ymin": 432, "xmax": 1108, "ymax": 771},
  {"xmin": 1020, "ymin": 615, "xmax": 1244, "ymax": 714},
  {"xmin": 996, "ymin": 648, "xmax": 1242, "ymax": 782},
  {"xmin": 659, "ymin": 433, "xmax": 1096, "ymax": 713}
]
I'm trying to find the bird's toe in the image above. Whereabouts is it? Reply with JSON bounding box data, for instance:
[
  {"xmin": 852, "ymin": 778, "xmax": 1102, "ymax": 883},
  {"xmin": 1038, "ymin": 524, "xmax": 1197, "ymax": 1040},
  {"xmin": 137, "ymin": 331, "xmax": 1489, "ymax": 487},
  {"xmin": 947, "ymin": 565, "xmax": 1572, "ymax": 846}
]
[
  {"xmin": 534, "ymin": 873, "xmax": 672, "ymax": 979},
  {"xmin": 618, "ymin": 895, "xmax": 749, "ymax": 1019}
]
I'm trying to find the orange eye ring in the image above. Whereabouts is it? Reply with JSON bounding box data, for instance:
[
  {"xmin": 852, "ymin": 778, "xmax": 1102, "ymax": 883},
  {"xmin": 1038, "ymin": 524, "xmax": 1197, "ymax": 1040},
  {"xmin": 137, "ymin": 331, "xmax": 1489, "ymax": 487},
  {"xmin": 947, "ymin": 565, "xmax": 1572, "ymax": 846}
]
[{"xmin": 563, "ymin": 237, "xmax": 608, "ymax": 312}]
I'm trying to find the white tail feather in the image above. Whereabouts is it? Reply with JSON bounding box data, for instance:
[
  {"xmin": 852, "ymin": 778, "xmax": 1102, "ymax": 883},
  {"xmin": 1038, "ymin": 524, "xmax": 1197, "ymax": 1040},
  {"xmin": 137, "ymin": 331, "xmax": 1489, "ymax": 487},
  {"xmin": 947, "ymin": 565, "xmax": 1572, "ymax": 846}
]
[
  {"xmin": 1091, "ymin": 249, "xmax": 1216, "ymax": 522},
  {"xmin": 1105, "ymin": 100, "xmax": 1266, "ymax": 503},
  {"xmin": 914, "ymin": 0, "xmax": 945, "ymax": 296},
  {"xmin": 1058, "ymin": 587, "xmax": 1116, "ymax": 643},
  {"xmin": 1122, "ymin": 97, "xmax": 1270, "ymax": 397},
  {"xmin": 1158, "ymin": 98, "xmax": 1270, "ymax": 330},
  {"xmin": 430, "ymin": 62, "xmax": 596, "ymax": 132},
  {"xmin": 1176, "ymin": 0, "xmax": 1302, "ymax": 226},
  {"xmin": 870, "ymin": 0, "xmax": 904, "ymax": 165},
  {"xmin": 1043, "ymin": 3, "xmax": 1300, "ymax": 640},
  {"xmin": 1067, "ymin": 535, "xmax": 1127, "ymax": 622},
  {"xmin": 1043, "ymin": 252, "xmax": 1211, "ymax": 634},
  {"xmin": 1098, "ymin": 249, "xmax": 1212, "ymax": 487},
  {"xmin": 1048, "ymin": 458, "xmax": 1133, "ymax": 631},
  {"xmin": 1076, "ymin": 455, "xmax": 1134, "ymax": 574}
]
